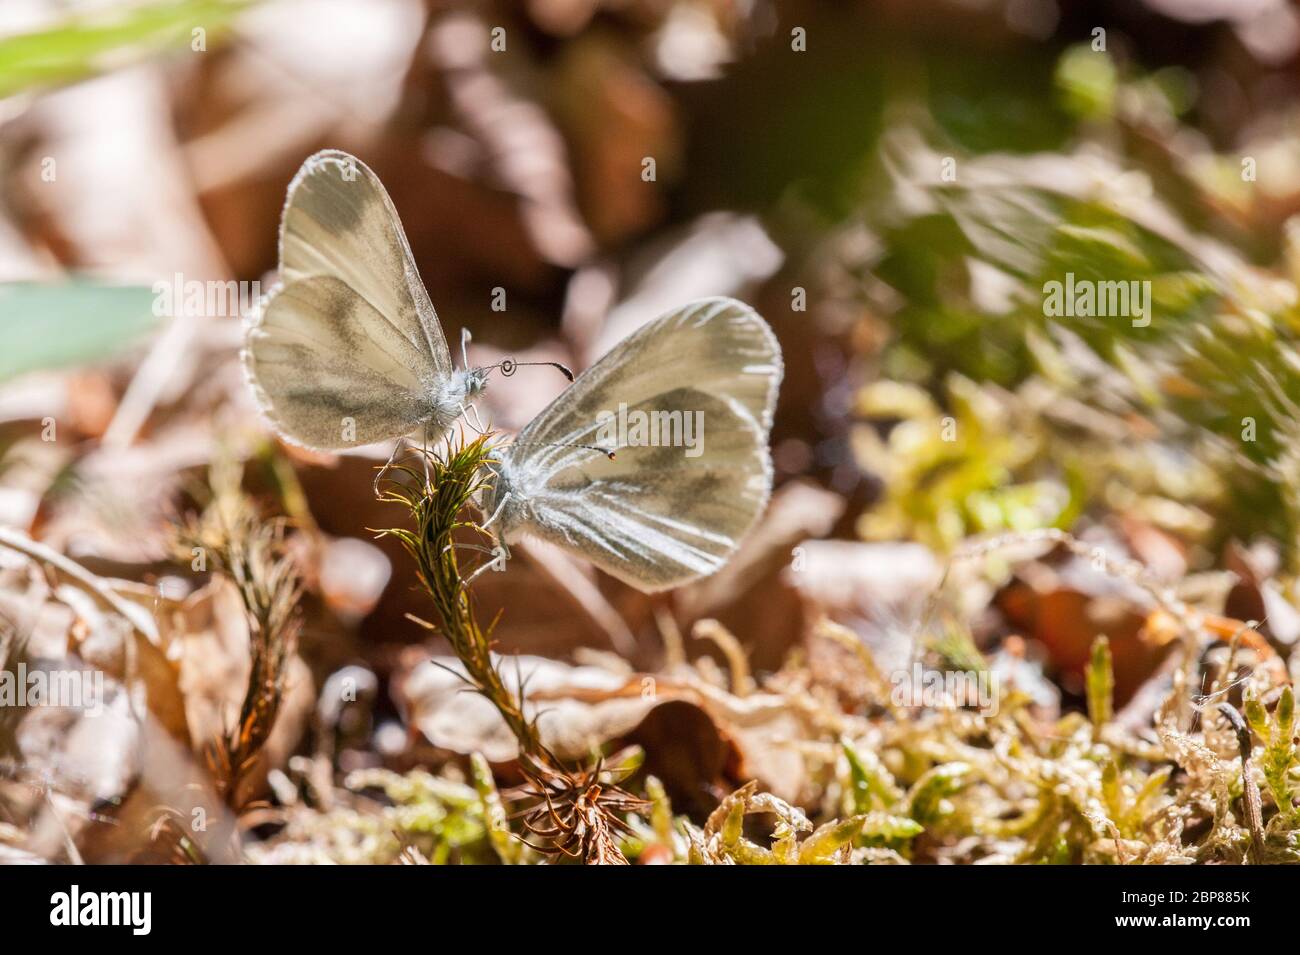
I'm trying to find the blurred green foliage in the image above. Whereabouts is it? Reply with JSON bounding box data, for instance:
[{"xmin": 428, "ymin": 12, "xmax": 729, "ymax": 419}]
[
  {"xmin": 0, "ymin": 282, "xmax": 158, "ymax": 381},
  {"xmin": 0, "ymin": 0, "xmax": 249, "ymax": 98},
  {"xmin": 843, "ymin": 42, "xmax": 1300, "ymax": 569}
]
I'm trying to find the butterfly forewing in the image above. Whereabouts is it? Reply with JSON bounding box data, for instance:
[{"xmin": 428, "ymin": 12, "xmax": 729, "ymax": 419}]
[
  {"xmin": 243, "ymin": 150, "xmax": 452, "ymax": 449},
  {"xmin": 516, "ymin": 297, "xmax": 778, "ymax": 449}
]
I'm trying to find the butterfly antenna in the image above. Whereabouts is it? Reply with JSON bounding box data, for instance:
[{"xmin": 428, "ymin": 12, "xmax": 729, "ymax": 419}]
[
  {"xmin": 489, "ymin": 357, "xmax": 575, "ymax": 382},
  {"xmin": 460, "ymin": 327, "xmax": 473, "ymax": 369},
  {"xmin": 510, "ymin": 441, "xmax": 617, "ymax": 460}
]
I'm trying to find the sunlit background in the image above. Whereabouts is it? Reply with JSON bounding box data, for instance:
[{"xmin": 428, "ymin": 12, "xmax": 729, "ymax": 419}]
[{"xmin": 4, "ymin": 0, "xmax": 1300, "ymax": 863}]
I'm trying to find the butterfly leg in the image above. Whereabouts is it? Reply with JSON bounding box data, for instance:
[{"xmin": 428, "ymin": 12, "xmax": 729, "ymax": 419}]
[
  {"xmin": 465, "ymin": 402, "xmax": 489, "ymax": 435},
  {"xmin": 462, "ymin": 539, "xmax": 509, "ymax": 588},
  {"xmin": 479, "ymin": 490, "xmax": 511, "ymax": 531},
  {"xmin": 459, "ymin": 402, "xmax": 487, "ymax": 436},
  {"xmin": 441, "ymin": 542, "xmax": 496, "ymax": 558},
  {"xmin": 373, "ymin": 437, "xmax": 406, "ymax": 498},
  {"xmin": 420, "ymin": 424, "xmax": 432, "ymax": 488}
]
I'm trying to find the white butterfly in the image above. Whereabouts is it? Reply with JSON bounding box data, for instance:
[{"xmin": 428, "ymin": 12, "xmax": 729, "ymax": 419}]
[
  {"xmin": 243, "ymin": 150, "xmax": 564, "ymax": 451},
  {"xmin": 480, "ymin": 297, "xmax": 782, "ymax": 593}
]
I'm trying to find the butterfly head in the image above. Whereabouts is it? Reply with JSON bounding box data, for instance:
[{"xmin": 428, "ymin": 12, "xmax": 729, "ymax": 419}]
[
  {"xmin": 435, "ymin": 366, "xmax": 488, "ymax": 406},
  {"xmin": 424, "ymin": 367, "xmax": 489, "ymax": 436},
  {"xmin": 460, "ymin": 366, "xmax": 490, "ymax": 400}
]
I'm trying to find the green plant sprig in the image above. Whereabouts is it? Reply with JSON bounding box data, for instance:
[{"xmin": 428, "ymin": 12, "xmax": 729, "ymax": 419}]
[
  {"xmin": 376, "ymin": 434, "xmax": 649, "ymax": 864},
  {"xmin": 375, "ymin": 434, "xmax": 544, "ymax": 760},
  {"xmin": 1245, "ymin": 686, "xmax": 1298, "ymax": 829}
]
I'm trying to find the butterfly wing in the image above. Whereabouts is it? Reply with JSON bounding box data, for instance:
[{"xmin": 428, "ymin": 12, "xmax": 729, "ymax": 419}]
[
  {"xmin": 243, "ymin": 150, "xmax": 452, "ymax": 449},
  {"xmin": 496, "ymin": 297, "xmax": 782, "ymax": 592}
]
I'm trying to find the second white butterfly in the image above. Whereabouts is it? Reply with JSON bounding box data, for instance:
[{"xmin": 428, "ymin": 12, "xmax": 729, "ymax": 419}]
[{"xmin": 480, "ymin": 296, "xmax": 783, "ymax": 593}]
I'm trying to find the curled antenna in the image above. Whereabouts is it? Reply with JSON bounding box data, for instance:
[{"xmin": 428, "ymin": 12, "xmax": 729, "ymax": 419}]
[
  {"xmin": 490, "ymin": 357, "xmax": 575, "ymax": 382},
  {"xmin": 460, "ymin": 325, "xmax": 574, "ymax": 380},
  {"xmin": 510, "ymin": 440, "xmax": 616, "ymax": 460}
]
